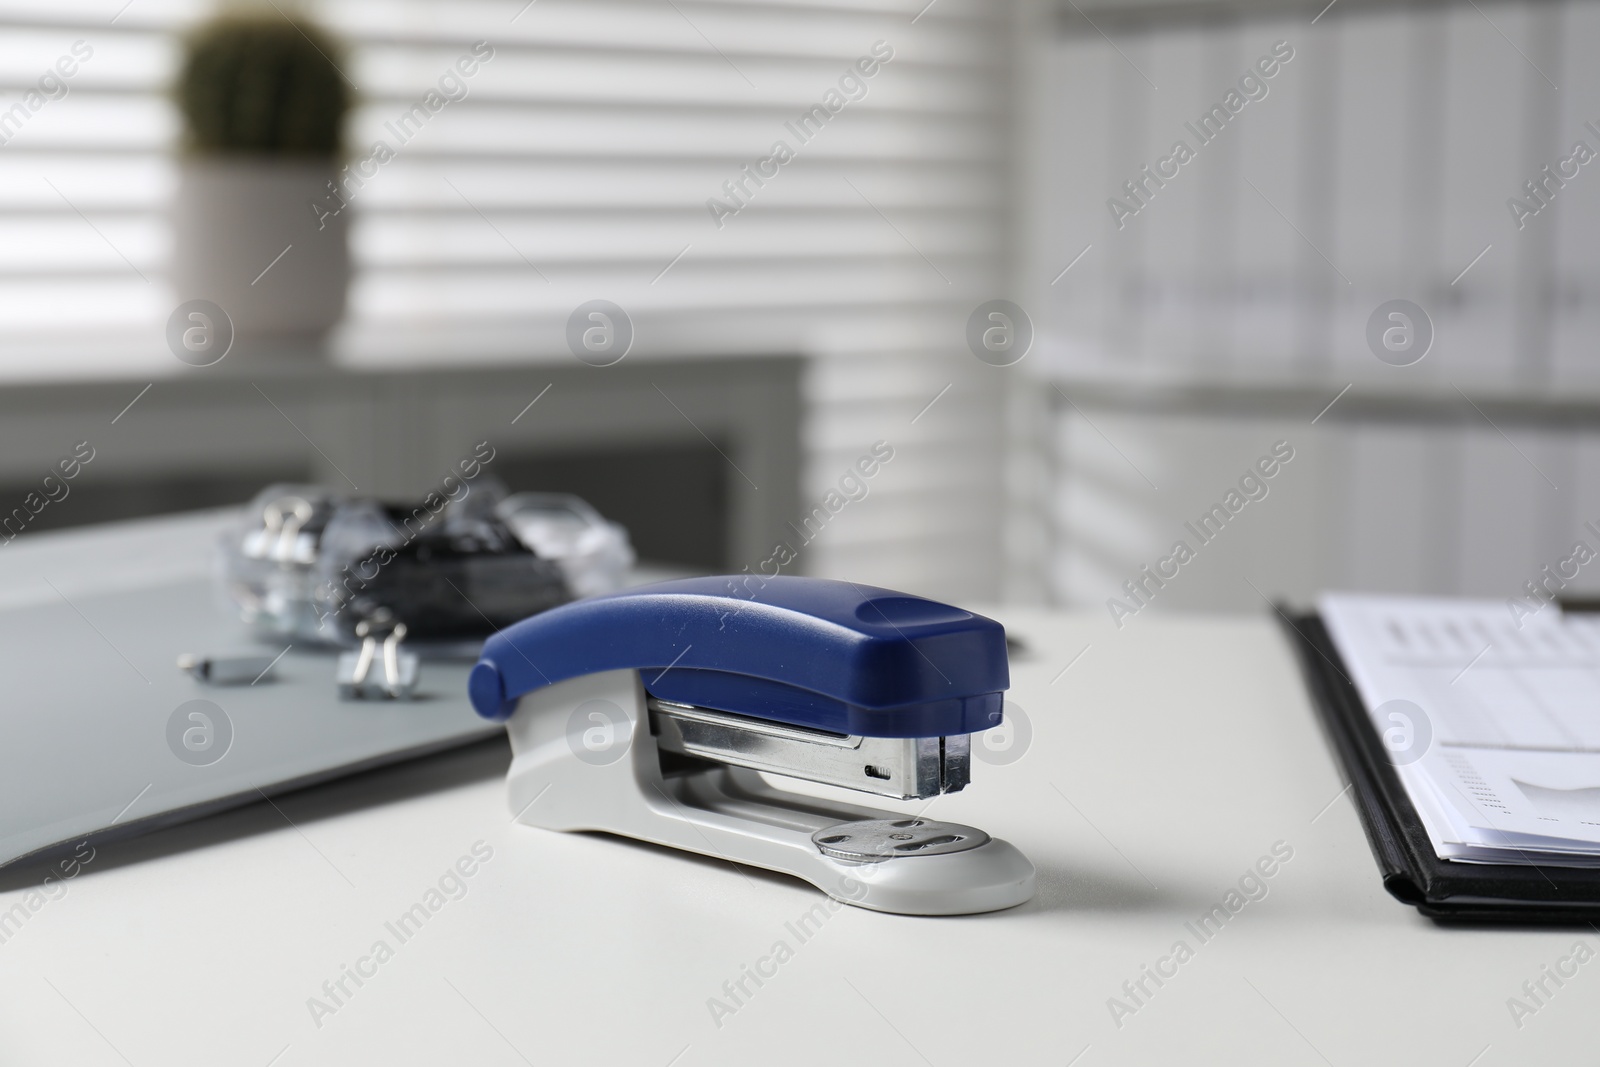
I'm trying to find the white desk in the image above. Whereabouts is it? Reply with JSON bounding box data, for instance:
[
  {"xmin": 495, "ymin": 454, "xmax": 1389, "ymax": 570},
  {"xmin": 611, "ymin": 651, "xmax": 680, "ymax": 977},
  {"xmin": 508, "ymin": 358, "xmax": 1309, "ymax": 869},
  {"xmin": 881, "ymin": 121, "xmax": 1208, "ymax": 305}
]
[{"xmin": 0, "ymin": 602, "xmax": 1584, "ymax": 1064}]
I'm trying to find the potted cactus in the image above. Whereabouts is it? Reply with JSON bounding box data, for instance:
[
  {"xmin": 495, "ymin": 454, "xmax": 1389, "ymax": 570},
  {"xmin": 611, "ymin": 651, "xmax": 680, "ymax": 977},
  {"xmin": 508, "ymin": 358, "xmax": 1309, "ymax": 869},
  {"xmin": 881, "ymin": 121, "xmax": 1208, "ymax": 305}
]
[{"xmin": 171, "ymin": 12, "xmax": 352, "ymax": 348}]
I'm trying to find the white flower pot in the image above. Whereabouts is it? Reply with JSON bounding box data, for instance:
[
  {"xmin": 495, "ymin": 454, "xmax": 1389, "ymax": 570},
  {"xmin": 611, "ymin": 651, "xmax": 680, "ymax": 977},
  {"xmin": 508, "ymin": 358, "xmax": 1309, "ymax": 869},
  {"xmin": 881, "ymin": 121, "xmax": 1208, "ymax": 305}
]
[{"xmin": 171, "ymin": 158, "xmax": 350, "ymax": 345}]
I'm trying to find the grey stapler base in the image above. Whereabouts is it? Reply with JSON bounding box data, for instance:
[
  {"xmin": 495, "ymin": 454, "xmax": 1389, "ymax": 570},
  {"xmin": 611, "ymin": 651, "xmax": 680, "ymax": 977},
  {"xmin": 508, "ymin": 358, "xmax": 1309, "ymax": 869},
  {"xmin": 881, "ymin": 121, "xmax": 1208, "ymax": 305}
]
[{"xmin": 501, "ymin": 668, "xmax": 1036, "ymax": 916}]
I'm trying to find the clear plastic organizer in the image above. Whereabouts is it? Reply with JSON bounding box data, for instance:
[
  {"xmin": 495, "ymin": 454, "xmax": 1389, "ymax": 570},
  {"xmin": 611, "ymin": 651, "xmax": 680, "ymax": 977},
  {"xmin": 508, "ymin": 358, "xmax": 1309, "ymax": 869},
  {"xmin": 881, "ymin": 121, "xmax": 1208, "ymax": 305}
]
[{"xmin": 220, "ymin": 481, "xmax": 633, "ymax": 650}]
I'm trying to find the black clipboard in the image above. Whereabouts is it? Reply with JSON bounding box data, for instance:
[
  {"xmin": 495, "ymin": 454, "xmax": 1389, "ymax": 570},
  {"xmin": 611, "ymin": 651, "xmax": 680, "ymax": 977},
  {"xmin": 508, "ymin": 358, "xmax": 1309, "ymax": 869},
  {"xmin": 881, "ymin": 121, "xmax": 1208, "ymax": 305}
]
[{"xmin": 1281, "ymin": 610, "xmax": 1600, "ymax": 924}]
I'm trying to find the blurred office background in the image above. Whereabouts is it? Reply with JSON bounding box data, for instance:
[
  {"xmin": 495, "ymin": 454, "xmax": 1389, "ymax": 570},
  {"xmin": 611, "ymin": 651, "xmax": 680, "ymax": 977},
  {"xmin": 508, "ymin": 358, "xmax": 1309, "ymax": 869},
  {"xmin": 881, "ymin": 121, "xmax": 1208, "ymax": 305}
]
[
  {"xmin": 1018, "ymin": 0, "xmax": 1600, "ymax": 612},
  {"xmin": 1, "ymin": 0, "xmax": 1596, "ymax": 614}
]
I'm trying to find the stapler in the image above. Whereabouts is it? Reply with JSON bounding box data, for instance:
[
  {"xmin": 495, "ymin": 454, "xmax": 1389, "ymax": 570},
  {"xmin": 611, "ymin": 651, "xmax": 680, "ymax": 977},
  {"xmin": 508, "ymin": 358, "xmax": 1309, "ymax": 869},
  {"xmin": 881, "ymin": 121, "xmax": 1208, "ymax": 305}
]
[{"xmin": 468, "ymin": 576, "xmax": 1035, "ymax": 915}]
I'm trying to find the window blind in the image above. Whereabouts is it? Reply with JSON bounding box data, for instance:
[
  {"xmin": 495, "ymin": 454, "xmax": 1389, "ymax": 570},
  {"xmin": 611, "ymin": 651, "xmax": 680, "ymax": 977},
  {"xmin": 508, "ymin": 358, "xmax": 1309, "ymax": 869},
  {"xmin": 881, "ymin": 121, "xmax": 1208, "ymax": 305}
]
[{"xmin": 0, "ymin": 0, "xmax": 1014, "ymax": 601}]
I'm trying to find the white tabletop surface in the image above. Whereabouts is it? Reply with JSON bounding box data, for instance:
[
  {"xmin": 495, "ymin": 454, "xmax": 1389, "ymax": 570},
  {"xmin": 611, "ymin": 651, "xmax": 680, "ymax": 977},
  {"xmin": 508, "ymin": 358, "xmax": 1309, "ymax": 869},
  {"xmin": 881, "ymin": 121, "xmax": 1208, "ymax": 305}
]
[{"xmin": 0, "ymin": 602, "xmax": 1587, "ymax": 1066}]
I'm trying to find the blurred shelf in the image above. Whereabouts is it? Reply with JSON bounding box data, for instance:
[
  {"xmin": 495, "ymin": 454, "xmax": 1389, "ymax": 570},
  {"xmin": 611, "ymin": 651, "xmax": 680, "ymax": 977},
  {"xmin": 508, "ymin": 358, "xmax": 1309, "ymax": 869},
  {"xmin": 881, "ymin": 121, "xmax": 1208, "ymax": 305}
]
[{"xmin": 1032, "ymin": 343, "xmax": 1600, "ymax": 423}]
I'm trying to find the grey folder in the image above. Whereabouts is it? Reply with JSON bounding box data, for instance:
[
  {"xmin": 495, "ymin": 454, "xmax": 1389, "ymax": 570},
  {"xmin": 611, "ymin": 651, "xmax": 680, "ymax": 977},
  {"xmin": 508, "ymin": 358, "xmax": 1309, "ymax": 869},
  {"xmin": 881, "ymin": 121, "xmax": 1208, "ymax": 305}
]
[{"xmin": 0, "ymin": 511, "xmax": 498, "ymax": 869}]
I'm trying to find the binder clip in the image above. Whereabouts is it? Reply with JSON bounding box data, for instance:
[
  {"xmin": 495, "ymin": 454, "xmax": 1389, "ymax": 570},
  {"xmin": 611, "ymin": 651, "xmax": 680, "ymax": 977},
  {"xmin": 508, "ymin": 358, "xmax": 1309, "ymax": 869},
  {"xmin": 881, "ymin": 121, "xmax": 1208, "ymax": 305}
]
[
  {"xmin": 222, "ymin": 486, "xmax": 338, "ymax": 641},
  {"xmin": 240, "ymin": 494, "xmax": 319, "ymax": 564},
  {"xmin": 468, "ymin": 576, "xmax": 1035, "ymax": 915},
  {"xmin": 338, "ymin": 611, "xmax": 418, "ymax": 700}
]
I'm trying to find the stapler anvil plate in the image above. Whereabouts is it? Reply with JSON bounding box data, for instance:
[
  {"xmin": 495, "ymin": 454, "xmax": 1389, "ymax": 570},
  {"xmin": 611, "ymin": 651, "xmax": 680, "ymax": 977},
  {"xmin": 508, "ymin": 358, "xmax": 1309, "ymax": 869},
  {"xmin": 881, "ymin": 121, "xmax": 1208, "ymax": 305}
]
[{"xmin": 469, "ymin": 576, "xmax": 1035, "ymax": 915}]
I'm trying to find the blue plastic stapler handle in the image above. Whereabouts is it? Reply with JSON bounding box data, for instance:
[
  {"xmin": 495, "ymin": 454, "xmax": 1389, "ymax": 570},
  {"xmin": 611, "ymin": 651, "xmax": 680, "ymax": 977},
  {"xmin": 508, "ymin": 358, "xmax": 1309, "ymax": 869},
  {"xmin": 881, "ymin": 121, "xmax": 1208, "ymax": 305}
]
[{"xmin": 468, "ymin": 575, "xmax": 1009, "ymax": 738}]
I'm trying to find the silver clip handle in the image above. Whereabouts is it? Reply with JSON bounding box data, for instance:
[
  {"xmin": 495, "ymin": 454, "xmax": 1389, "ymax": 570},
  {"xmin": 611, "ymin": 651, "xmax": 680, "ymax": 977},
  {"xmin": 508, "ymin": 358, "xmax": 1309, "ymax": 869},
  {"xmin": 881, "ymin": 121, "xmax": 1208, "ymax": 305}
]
[
  {"xmin": 349, "ymin": 611, "xmax": 412, "ymax": 698},
  {"xmin": 381, "ymin": 623, "xmax": 408, "ymax": 696}
]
